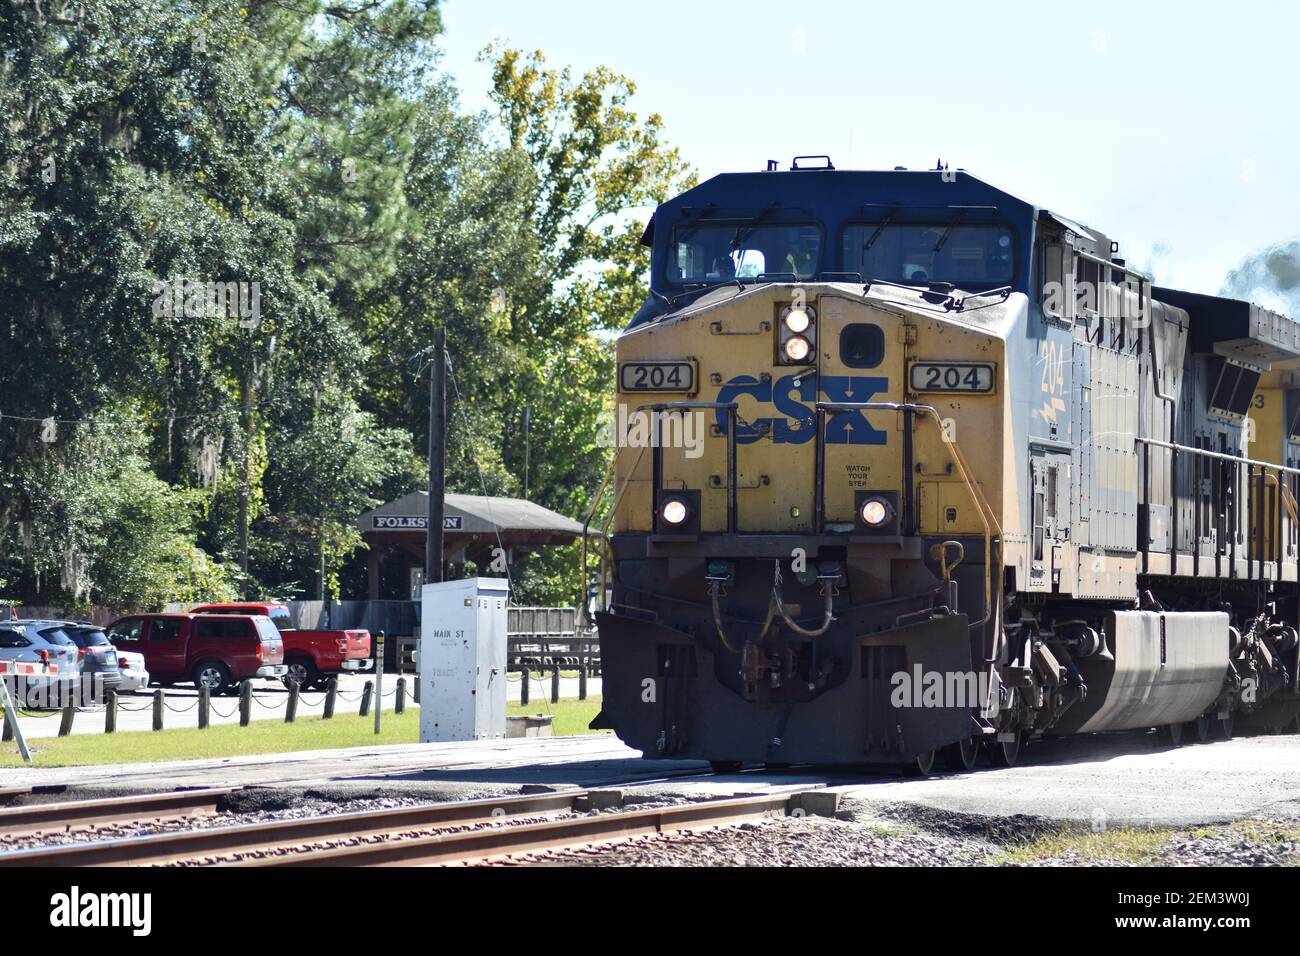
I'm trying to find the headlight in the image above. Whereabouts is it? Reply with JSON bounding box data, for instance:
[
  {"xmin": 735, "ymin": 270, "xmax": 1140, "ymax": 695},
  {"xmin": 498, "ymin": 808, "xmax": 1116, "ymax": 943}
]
[
  {"xmin": 660, "ymin": 498, "xmax": 690, "ymax": 525},
  {"xmin": 860, "ymin": 497, "xmax": 891, "ymax": 527},
  {"xmin": 783, "ymin": 335, "xmax": 811, "ymax": 362},
  {"xmin": 784, "ymin": 307, "xmax": 811, "ymax": 334}
]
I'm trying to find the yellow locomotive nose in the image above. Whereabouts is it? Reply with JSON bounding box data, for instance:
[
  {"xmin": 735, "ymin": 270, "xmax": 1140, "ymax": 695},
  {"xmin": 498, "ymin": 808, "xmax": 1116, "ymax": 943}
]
[{"xmin": 613, "ymin": 284, "xmax": 918, "ymax": 537}]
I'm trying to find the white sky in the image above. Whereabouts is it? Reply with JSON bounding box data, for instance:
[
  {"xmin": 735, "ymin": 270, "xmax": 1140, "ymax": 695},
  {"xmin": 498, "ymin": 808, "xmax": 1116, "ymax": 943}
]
[{"xmin": 438, "ymin": 0, "xmax": 1300, "ymax": 296}]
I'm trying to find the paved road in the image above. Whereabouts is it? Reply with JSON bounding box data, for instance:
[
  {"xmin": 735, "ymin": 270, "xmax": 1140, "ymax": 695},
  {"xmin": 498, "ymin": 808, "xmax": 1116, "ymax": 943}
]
[
  {"xmin": 6, "ymin": 672, "xmax": 602, "ymax": 739},
  {"xmin": 5, "ymin": 726, "xmax": 1300, "ymax": 827}
]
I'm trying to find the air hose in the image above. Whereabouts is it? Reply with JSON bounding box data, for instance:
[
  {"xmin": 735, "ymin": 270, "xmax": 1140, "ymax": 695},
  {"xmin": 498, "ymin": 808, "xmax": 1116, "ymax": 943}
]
[{"xmin": 770, "ymin": 559, "xmax": 835, "ymax": 638}]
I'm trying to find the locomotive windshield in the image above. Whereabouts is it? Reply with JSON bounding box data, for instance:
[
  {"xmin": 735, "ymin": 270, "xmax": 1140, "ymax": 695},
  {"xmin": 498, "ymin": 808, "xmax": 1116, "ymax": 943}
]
[
  {"xmin": 842, "ymin": 222, "xmax": 1015, "ymax": 286},
  {"xmin": 667, "ymin": 223, "xmax": 821, "ymax": 285}
]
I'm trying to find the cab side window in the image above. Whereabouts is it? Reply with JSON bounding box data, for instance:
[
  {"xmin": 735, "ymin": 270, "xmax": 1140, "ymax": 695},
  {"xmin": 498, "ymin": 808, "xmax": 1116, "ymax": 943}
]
[
  {"xmin": 195, "ymin": 618, "xmax": 250, "ymax": 640},
  {"xmin": 0, "ymin": 628, "xmax": 29, "ymax": 649},
  {"xmin": 108, "ymin": 618, "xmax": 144, "ymax": 644},
  {"xmin": 1039, "ymin": 230, "xmax": 1073, "ymax": 325},
  {"xmin": 149, "ymin": 619, "xmax": 182, "ymax": 642}
]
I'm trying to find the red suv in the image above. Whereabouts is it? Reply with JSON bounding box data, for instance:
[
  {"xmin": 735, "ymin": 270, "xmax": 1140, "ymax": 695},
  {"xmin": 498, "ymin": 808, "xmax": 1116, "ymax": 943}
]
[
  {"xmin": 106, "ymin": 613, "xmax": 287, "ymax": 692},
  {"xmin": 190, "ymin": 602, "xmax": 371, "ymax": 689}
]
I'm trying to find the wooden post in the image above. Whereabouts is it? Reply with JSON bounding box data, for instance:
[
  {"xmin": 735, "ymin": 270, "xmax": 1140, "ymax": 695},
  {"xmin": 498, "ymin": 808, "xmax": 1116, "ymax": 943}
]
[
  {"xmin": 239, "ymin": 680, "xmax": 252, "ymax": 727},
  {"xmin": 286, "ymin": 681, "xmax": 299, "ymax": 723},
  {"xmin": 412, "ymin": 674, "xmax": 420, "ymax": 705},
  {"xmin": 426, "ymin": 327, "xmax": 447, "ymax": 584},
  {"xmin": 324, "ymin": 677, "xmax": 337, "ymax": 719},
  {"xmin": 359, "ymin": 680, "xmax": 373, "ymax": 717},
  {"xmin": 521, "ymin": 667, "xmax": 530, "ymax": 706},
  {"xmin": 152, "ymin": 689, "xmax": 164, "ymax": 731},
  {"xmin": 395, "ymin": 676, "xmax": 406, "ymax": 714},
  {"xmin": 104, "ymin": 689, "xmax": 117, "ymax": 734},
  {"xmin": 59, "ymin": 702, "xmax": 76, "ymax": 737},
  {"xmin": 198, "ymin": 685, "xmax": 210, "ymax": 729},
  {"xmin": 0, "ymin": 676, "xmax": 30, "ymax": 763},
  {"xmin": 373, "ymin": 631, "xmax": 385, "ymax": 736},
  {"xmin": 579, "ymin": 663, "xmax": 588, "ymax": 701},
  {"xmin": 551, "ymin": 666, "xmax": 560, "ymax": 704}
]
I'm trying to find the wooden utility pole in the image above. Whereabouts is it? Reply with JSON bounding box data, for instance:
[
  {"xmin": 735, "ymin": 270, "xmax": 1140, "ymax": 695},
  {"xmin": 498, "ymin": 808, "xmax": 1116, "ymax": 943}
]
[
  {"xmin": 426, "ymin": 328, "xmax": 446, "ymax": 585},
  {"xmin": 238, "ymin": 358, "xmax": 252, "ymax": 585}
]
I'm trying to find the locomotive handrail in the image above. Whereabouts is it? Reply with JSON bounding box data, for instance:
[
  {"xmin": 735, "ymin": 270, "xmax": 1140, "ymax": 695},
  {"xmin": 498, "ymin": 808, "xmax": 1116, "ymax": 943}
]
[
  {"xmin": 583, "ymin": 402, "xmax": 743, "ymax": 619},
  {"xmin": 814, "ymin": 401, "xmax": 1002, "ymax": 635},
  {"xmin": 1135, "ymin": 436, "xmax": 1300, "ymax": 477},
  {"xmin": 1263, "ymin": 472, "xmax": 1297, "ymax": 580},
  {"xmin": 578, "ymin": 454, "xmax": 618, "ymax": 622},
  {"xmin": 1264, "ymin": 472, "xmax": 1300, "ymax": 526},
  {"xmin": 599, "ymin": 443, "xmax": 650, "ymax": 594},
  {"xmin": 636, "ymin": 401, "xmax": 740, "ymax": 534},
  {"xmin": 1137, "ymin": 436, "xmax": 1296, "ymax": 582}
]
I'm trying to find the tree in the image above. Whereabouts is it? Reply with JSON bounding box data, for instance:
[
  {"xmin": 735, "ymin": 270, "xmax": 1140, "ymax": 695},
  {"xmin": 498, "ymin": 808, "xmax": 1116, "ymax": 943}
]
[{"xmin": 0, "ymin": 3, "xmax": 695, "ymax": 611}]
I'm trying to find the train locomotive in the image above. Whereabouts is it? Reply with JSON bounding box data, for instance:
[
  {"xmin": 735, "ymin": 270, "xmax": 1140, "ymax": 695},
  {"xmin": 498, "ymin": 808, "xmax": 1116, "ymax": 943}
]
[{"xmin": 586, "ymin": 158, "xmax": 1300, "ymax": 773}]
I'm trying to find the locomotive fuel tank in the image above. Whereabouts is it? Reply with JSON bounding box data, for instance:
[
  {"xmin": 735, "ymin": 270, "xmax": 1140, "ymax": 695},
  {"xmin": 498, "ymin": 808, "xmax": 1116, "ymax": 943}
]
[{"xmin": 1048, "ymin": 611, "xmax": 1230, "ymax": 735}]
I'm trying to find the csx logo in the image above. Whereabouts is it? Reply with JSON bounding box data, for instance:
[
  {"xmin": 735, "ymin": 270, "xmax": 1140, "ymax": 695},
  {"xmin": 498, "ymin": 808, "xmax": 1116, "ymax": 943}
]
[{"xmin": 716, "ymin": 374, "xmax": 889, "ymax": 445}]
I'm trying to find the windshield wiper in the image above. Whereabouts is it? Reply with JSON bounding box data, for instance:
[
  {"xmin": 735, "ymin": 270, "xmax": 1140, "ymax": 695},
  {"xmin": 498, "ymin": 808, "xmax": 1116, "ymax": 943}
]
[
  {"xmin": 728, "ymin": 202, "xmax": 782, "ymax": 253},
  {"xmin": 862, "ymin": 205, "xmax": 900, "ymax": 253},
  {"xmin": 933, "ymin": 209, "xmax": 968, "ymax": 253}
]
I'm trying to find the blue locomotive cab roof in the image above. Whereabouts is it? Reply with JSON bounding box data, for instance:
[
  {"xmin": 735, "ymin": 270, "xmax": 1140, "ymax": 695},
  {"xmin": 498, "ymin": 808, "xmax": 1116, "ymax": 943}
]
[{"xmin": 637, "ymin": 167, "xmax": 1038, "ymax": 325}]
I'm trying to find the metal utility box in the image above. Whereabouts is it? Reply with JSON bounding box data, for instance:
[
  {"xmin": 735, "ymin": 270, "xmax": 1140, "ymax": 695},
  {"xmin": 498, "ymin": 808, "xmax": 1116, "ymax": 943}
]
[{"xmin": 419, "ymin": 577, "xmax": 509, "ymax": 742}]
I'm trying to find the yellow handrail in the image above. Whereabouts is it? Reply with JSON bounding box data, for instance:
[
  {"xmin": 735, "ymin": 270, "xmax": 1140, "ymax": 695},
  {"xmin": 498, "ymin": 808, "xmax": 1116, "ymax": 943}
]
[
  {"xmin": 578, "ymin": 443, "xmax": 650, "ymax": 617},
  {"xmin": 913, "ymin": 406, "xmax": 1003, "ymax": 630}
]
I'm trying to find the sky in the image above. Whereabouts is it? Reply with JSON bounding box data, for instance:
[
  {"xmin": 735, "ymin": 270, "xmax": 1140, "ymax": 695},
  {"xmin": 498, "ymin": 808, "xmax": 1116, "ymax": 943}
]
[{"xmin": 436, "ymin": 0, "xmax": 1300, "ymax": 298}]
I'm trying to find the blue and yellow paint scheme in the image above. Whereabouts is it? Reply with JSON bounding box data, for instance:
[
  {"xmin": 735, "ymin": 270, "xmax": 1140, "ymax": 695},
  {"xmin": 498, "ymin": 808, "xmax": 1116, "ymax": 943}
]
[{"xmin": 590, "ymin": 163, "xmax": 1300, "ymax": 770}]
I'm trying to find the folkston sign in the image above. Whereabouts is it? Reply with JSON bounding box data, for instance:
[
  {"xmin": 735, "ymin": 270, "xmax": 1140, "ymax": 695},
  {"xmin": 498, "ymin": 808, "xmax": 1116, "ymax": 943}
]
[{"xmin": 372, "ymin": 515, "xmax": 463, "ymax": 531}]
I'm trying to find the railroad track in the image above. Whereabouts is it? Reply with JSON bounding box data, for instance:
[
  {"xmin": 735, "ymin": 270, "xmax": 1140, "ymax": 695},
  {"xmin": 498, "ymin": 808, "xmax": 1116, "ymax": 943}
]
[
  {"xmin": 252, "ymin": 791, "xmax": 821, "ymax": 866},
  {"xmin": 0, "ymin": 785, "xmax": 831, "ymax": 867},
  {"xmin": 0, "ymin": 761, "xmax": 758, "ymax": 841},
  {"xmin": 0, "ymin": 787, "xmax": 235, "ymax": 837}
]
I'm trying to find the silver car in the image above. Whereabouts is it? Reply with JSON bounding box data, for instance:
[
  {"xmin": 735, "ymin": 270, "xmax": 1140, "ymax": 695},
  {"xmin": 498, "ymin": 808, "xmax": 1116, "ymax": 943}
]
[{"xmin": 0, "ymin": 622, "xmax": 81, "ymax": 708}]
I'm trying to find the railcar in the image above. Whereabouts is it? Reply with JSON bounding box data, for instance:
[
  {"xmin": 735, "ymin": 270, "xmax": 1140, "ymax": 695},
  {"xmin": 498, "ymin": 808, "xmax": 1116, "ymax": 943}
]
[{"xmin": 586, "ymin": 158, "xmax": 1300, "ymax": 772}]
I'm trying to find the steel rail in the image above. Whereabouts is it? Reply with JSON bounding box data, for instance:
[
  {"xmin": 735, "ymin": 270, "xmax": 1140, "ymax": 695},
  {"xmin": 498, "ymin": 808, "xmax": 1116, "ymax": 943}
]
[
  {"xmin": 0, "ymin": 789, "xmax": 591, "ymax": 868},
  {"xmin": 0, "ymin": 787, "xmax": 236, "ymax": 837},
  {"xmin": 249, "ymin": 791, "xmax": 804, "ymax": 867}
]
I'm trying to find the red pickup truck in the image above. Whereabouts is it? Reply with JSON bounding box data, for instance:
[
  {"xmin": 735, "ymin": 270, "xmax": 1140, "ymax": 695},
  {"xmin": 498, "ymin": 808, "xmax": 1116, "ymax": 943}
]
[
  {"xmin": 106, "ymin": 613, "xmax": 287, "ymax": 692},
  {"xmin": 190, "ymin": 603, "xmax": 372, "ymax": 689}
]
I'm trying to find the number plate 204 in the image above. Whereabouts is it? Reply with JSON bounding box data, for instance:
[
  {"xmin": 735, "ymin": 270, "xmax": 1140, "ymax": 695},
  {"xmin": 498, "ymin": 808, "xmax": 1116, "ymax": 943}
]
[
  {"xmin": 619, "ymin": 360, "xmax": 696, "ymax": 393},
  {"xmin": 909, "ymin": 361, "xmax": 996, "ymax": 394}
]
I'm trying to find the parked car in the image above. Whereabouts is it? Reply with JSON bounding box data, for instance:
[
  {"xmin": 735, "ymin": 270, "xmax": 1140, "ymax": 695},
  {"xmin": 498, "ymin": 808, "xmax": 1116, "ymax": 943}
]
[
  {"xmin": 190, "ymin": 602, "xmax": 372, "ymax": 689},
  {"xmin": 59, "ymin": 623, "xmax": 122, "ymax": 700},
  {"xmin": 0, "ymin": 621, "xmax": 81, "ymax": 708},
  {"xmin": 105, "ymin": 613, "xmax": 286, "ymax": 692},
  {"xmin": 114, "ymin": 648, "xmax": 151, "ymax": 693}
]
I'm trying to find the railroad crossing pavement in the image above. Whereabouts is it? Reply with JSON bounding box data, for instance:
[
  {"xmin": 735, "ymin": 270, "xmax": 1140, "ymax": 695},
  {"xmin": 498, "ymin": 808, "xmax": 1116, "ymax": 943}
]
[
  {"xmin": 5, "ymin": 728, "xmax": 1300, "ymax": 828},
  {"xmin": 5, "ymin": 672, "xmax": 602, "ymax": 739}
]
